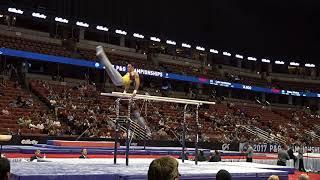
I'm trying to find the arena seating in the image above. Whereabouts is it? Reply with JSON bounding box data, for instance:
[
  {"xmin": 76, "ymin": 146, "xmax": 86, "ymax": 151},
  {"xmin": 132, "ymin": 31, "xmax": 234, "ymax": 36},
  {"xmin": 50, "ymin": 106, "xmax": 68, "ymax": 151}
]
[
  {"xmin": 29, "ymin": 80, "xmax": 116, "ymax": 138},
  {"xmin": 0, "ymin": 76, "xmax": 319, "ymax": 146},
  {"xmin": 272, "ymin": 80, "xmax": 320, "ymax": 92},
  {"xmin": 2, "ymin": 32, "xmax": 320, "ymax": 93},
  {"xmin": 0, "ymin": 80, "xmax": 52, "ymax": 135},
  {"xmin": 1, "ymin": 29, "xmax": 320, "ymax": 146}
]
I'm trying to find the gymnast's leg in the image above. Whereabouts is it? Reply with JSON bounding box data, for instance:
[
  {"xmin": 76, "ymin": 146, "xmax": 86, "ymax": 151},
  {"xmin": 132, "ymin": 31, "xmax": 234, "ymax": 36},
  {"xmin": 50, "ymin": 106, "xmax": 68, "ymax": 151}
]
[
  {"xmin": 133, "ymin": 110, "xmax": 151, "ymax": 136},
  {"xmin": 96, "ymin": 46, "xmax": 123, "ymax": 86}
]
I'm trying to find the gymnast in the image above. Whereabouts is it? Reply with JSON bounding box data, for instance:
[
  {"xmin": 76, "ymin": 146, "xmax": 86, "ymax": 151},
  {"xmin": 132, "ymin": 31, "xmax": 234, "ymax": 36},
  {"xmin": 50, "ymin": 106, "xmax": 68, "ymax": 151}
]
[{"xmin": 96, "ymin": 46, "xmax": 140, "ymax": 96}]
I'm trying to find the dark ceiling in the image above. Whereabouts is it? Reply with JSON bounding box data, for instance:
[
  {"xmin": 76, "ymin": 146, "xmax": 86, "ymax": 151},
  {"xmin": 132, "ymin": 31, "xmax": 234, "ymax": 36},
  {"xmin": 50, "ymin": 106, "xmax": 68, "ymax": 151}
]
[{"xmin": 4, "ymin": 0, "xmax": 320, "ymax": 63}]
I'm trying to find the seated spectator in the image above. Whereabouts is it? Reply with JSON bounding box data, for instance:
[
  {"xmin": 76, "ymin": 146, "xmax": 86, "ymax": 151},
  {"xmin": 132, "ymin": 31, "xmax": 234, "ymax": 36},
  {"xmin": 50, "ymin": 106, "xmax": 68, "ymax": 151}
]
[
  {"xmin": 52, "ymin": 120, "xmax": 61, "ymax": 127},
  {"xmin": 209, "ymin": 150, "xmax": 221, "ymax": 162},
  {"xmin": 268, "ymin": 175, "xmax": 279, "ymax": 180},
  {"xmin": 178, "ymin": 151, "xmax": 189, "ymax": 160},
  {"xmin": 1, "ymin": 108, "xmax": 10, "ymax": 115},
  {"xmin": 30, "ymin": 149, "xmax": 42, "ymax": 162},
  {"xmin": 25, "ymin": 96, "xmax": 34, "ymax": 107},
  {"xmin": 17, "ymin": 116, "xmax": 25, "ymax": 126},
  {"xmin": 148, "ymin": 156, "xmax": 180, "ymax": 180},
  {"xmin": 29, "ymin": 122, "xmax": 44, "ymax": 130},
  {"xmin": 0, "ymin": 157, "xmax": 10, "ymax": 180},
  {"xmin": 216, "ymin": 169, "xmax": 232, "ymax": 180},
  {"xmin": 197, "ymin": 150, "xmax": 207, "ymax": 162},
  {"xmin": 298, "ymin": 174, "xmax": 310, "ymax": 180},
  {"xmin": 106, "ymin": 132, "xmax": 112, "ymax": 139},
  {"xmin": 0, "ymin": 78, "xmax": 6, "ymax": 88},
  {"xmin": 79, "ymin": 149, "xmax": 88, "ymax": 159},
  {"xmin": 16, "ymin": 96, "xmax": 27, "ymax": 107},
  {"xmin": 14, "ymin": 81, "xmax": 21, "ymax": 89}
]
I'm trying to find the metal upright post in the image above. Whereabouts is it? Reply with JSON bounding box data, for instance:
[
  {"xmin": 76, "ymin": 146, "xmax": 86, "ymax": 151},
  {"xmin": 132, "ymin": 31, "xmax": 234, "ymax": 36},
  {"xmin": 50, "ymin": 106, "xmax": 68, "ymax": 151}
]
[
  {"xmin": 195, "ymin": 104, "xmax": 200, "ymax": 165},
  {"xmin": 125, "ymin": 98, "xmax": 132, "ymax": 166},
  {"xmin": 144, "ymin": 126, "xmax": 147, "ymax": 150},
  {"xmin": 0, "ymin": 143, "xmax": 3, "ymax": 157},
  {"xmin": 144, "ymin": 100, "xmax": 148, "ymax": 150},
  {"xmin": 114, "ymin": 98, "xmax": 121, "ymax": 164},
  {"xmin": 182, "ymin": 104, "xmax": 188, "ymax": 163},
  {"xmin": 145, "ymin": 100, "xmax": 148, "ymax": 117}
]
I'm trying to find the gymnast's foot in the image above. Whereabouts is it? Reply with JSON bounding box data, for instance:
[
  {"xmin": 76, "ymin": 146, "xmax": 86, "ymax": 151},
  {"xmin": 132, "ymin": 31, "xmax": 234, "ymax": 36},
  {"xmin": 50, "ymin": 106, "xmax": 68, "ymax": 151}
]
[{"xmin": 96, "ymin": 46, "xmax": 105, "ymax": 59}]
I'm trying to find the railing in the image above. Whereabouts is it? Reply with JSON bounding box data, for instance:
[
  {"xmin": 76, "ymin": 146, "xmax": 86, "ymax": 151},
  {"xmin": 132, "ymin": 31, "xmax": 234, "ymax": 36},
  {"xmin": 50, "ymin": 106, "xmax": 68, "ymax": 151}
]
[
  {"xmin": 254, "ymin": 127, "xmax": 286, "ymax": 144},
  {"xmin": 241, "ymin": 125, "xmax": 271, "ymax": 143},
  {"xmin": 107, "ymin": 115, "xmax": 150, "ymax": 140},
  {"xmin": 305, "ymin": 130, "xmax": 320, "ymax": 140},
  {"xmin": 240, "ymin": 125, "xmax": 285, "ymax": 144}
]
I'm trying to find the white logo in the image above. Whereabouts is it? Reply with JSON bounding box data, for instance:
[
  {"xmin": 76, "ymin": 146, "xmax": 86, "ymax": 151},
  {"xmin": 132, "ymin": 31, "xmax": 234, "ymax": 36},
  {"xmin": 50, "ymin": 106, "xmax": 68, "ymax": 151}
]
[
  {"xmin": 242, "ymin": 85, "xmax": 252, "ymax": 90},
  {"xmin": 222, "ymin": 143, "xmax": 230, "ymax": 151},
  {"xmin": 21, "ymin": 139, "xmax": 38, "ymax": 145}
]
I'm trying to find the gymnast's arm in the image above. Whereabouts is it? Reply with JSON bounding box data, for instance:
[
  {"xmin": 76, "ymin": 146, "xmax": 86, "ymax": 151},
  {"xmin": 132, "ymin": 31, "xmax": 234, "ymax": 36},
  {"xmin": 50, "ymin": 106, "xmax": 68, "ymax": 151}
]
[{"xmin": 133, "ymin": 73, "xmax": 140, "ymax": 96}]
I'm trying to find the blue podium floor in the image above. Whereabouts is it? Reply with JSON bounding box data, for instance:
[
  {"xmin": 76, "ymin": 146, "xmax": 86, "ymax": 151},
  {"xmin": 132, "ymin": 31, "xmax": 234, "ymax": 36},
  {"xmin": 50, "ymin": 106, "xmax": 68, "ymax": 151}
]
[{"xmin": 10, "ymin": 158, "xmax": 292, "ymax": 180}]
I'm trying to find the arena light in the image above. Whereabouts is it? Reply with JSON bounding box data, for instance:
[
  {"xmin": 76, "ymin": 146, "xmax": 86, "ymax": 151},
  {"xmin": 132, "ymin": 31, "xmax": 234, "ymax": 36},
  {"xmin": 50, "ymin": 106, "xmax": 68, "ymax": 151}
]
[
  {"xmin": 0, "ymin": 15, "xmax": 3, "ymax": 18},
  {"xmin": 96, "ymin": 25, "xmax": 108, "ymax": 32},
  {"xmin": 8, "ymin": 8, "xmax": 24, "ymax": 14},
  {"xmin": 182, "ymin": 43, "xmax": 191, "ymax": 48},
  {"xmin": 32, "ymin": 12, "xmax": 46, "ymax": 19},
  {"xmin": 196, "ymin": 46, "xmax": 205, "ymax": 51},
  {"xmin": 223, "ymin": 51, "xmax": 231, "ymax": 56},
  {"xmin": 275, "ymin": 61, "xmax": 285, "ymax": 65},
  {"xmin": 150, "ymin": 37, "xmax": 161, "ymax": 42},
  {"xmin": 94, "ymin": 62, "xmax": 100, "ymax": 68},
  {"xmin": 166, "ymin": 40, "xmax": 176, "ymax": 45},
  {"xmin": 305, "ymin": 63, "xmax": 315, "ymax": 68},
  {"xmin": 55, "ymin": 17, "xmax": 68, "ymax": 24},
  {"xmin": 235, "ymin": 54, "xmax": 243, "ymax": 59},
  {"xmin": 210, "ymin": 49, "xmax": 219, "ymax": 54},
  {"xmin": 247, "ymin": 57, "xmax": 257, "ymax": 61},
  {"xmin": 289, "ymin": 62, "xmax": 300, "ymax": 66},
  {"xmin": 133, "ymin": 33, "xmax": 144, "ymax": 39},
  {"xmin": 115, "ymin": 29, "xmax": 127, "ymax": 35},
  {"xmin": 76, "ymin": 21, "xmax": 89, "ymax": 28},
  {"xmin": 261, "ymin": 59, "xmax": 270, "ymax": 63}
]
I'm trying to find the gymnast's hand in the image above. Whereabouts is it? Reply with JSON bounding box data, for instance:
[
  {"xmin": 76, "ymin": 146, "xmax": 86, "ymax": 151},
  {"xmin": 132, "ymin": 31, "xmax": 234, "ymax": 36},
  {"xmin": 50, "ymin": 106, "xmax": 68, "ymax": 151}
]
[{"xmin": 132, "ymin": 90, "xmax": 137, "ymax": 97}]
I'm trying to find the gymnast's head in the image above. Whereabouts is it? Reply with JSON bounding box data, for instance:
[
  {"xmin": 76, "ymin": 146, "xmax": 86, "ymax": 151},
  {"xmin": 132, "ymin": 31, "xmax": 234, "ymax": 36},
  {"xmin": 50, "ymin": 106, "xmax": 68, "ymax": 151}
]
[
  {"xmin": 127, "ymin": 63, "xmax": 135, "ymax": 73},
  {"xmin": 0, "ymin": 158, "xmax": 10, "ymax": 180},
  {"xmin": 148, "ymin": 156, "xmax": 180, "ymax": 180}
]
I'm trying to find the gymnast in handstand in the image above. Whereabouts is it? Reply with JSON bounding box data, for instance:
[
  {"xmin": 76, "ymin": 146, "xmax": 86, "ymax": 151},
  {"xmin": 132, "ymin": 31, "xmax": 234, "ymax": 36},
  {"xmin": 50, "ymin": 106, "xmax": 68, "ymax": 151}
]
[
  {"xmin": 96, "ymin": 46, "xmax": 151, "ymax": 136},
  {"xmin": 96, "ymin": 46, "xmax": 140, "ymax": 96}
]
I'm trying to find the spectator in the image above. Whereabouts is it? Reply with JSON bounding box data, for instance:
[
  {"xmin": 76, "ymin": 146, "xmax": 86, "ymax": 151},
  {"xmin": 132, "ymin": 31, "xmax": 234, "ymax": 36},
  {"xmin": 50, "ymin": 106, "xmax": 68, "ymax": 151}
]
[
  {"xmin": 267, "ymin": 175, "xmax": 279, "ymax": 180},
  {"xmin": 30, "ymin": 149, "xmax": 42, "ymax": 161},
  {"xmin": 245, "ymin": 143, "xmax": 254, "ymax": 162},
  {"xmin": 148, "ymin": 156, "xmax": 180, "ymax": 180},
  {"xmin": 277, "ymin": 145, "xmax": 290, "ymax": 166},
  {"xmin": 0, "ymin": 158, "xmax": 10, "ymax": 180},
  {"xmin": 298, "ymin": 174, "xmax": 310, "ymax": 180},
  {"xmin": 197, "ymin": 150, "xmax": 207, "ymax": 162},
  {"xmin": 1, "ymin": 108, "xmax": 10, "ymax": 115},
  {"xmin": 106, "ymin": 132, "xmax": 112, "ymax": 139},
  {"xmin": 297, "ymin": 146, "xmax": 305, "ymax": 172},
  {"xmin": 209, "ymin": 150, "xmax": 221, "ymax": 162},
  {"xmin": 29, "ymin": 122, "xmax": 44, "ymax": 130},
  {"xmin": 79, "ymin": 149, "xmax": 88, "ymax": 159},
  {"xmin": 178, "ymin": 151, "xmax": 189, "ymax": 160},
  {"xmin": 216, "ymin": 169, "xmax": 232, "ymax": 180},
  {"xmin": 287, "ymin": 146, "xmax": 296, "ymax": 168}
]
